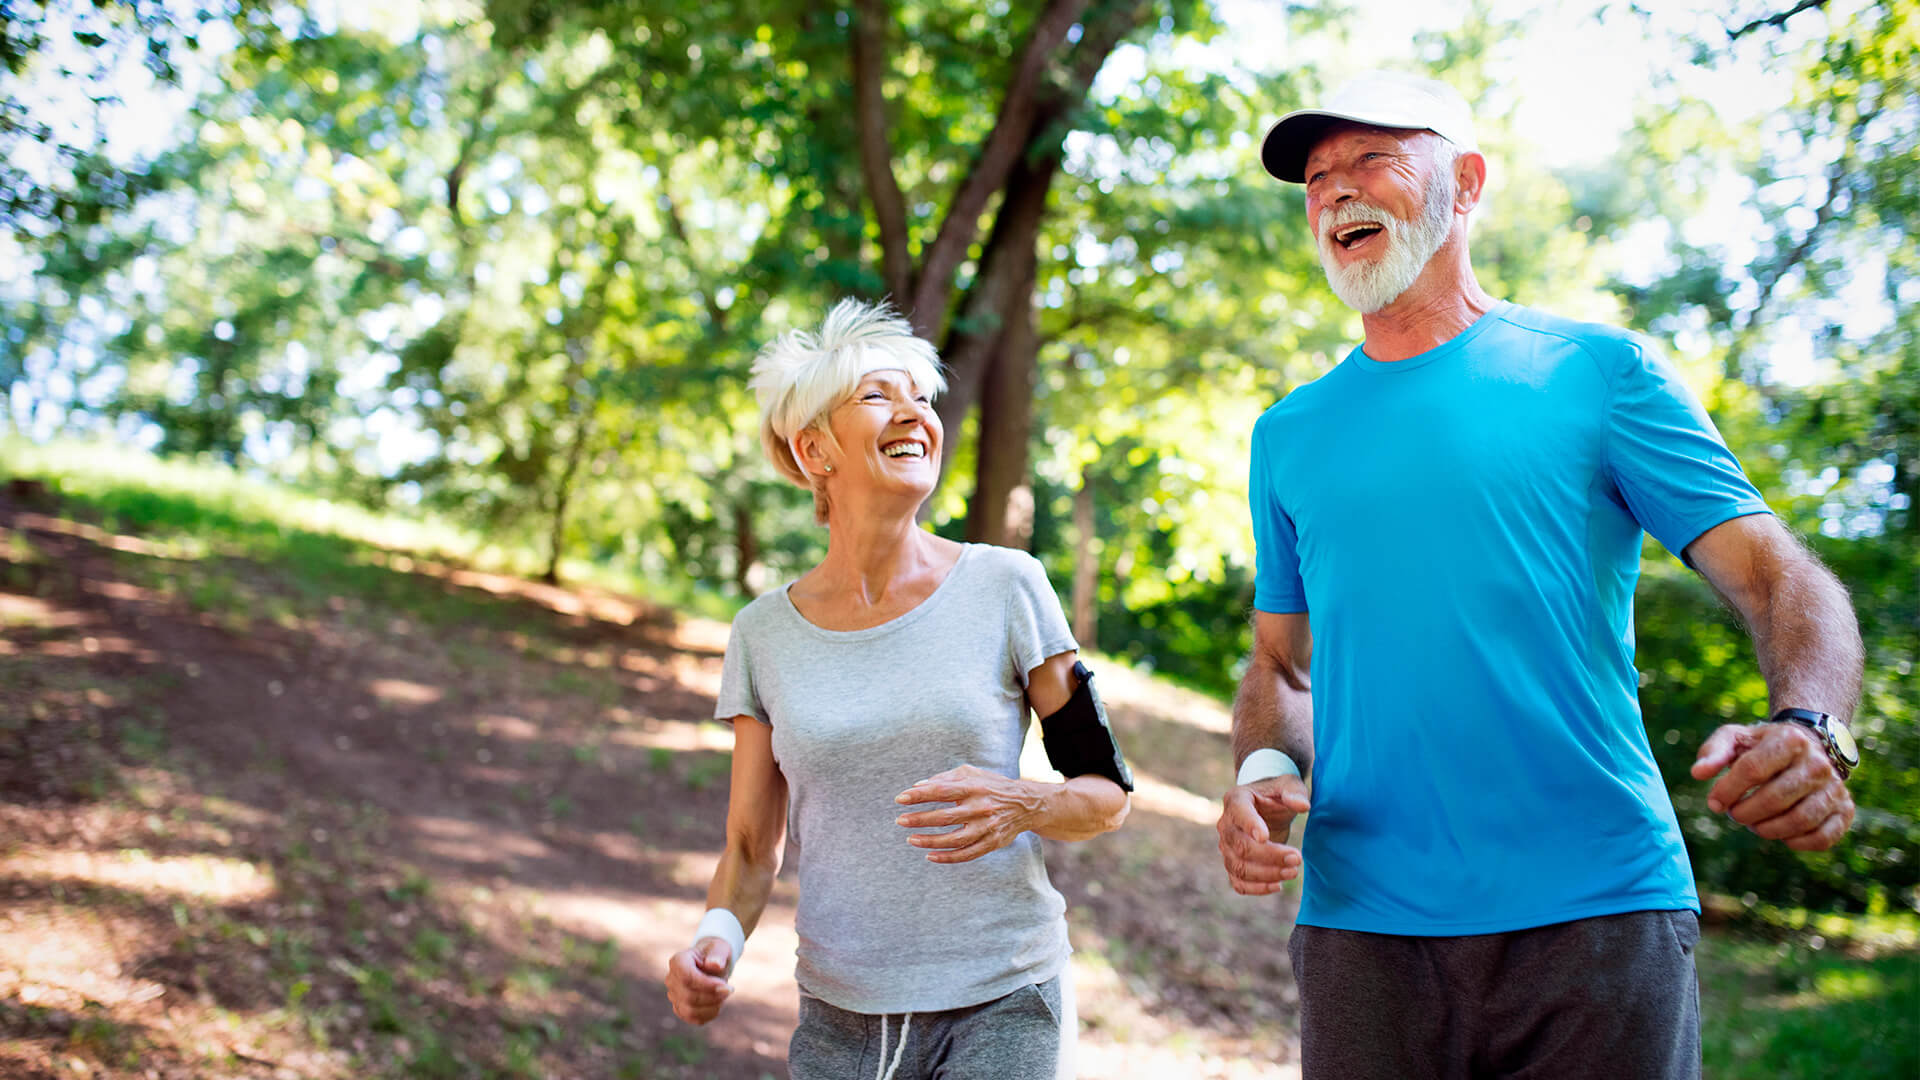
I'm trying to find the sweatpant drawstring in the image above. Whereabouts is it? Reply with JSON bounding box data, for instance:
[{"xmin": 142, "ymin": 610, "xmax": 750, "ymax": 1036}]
[{"xmin": 876, "ymin": 1011, "xmax": 913, "ymax": 1080}]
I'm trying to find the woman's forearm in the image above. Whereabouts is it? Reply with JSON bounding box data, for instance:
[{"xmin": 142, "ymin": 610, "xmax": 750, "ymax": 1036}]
[
  {"xmin": 1028, "ymin": 774, "xmax": 1129, "ymax": 841},
  {"xmin": 704, "ymin": 835, "xmax": 783, "ymax": 936}
]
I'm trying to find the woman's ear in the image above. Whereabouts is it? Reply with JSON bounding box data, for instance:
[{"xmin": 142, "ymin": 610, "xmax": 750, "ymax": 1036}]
[{"xmin": 794, "ymin": 428, "xmax": 832, "ymax": 476}]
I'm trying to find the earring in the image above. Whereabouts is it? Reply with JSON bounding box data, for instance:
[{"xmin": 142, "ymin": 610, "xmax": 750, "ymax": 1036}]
[{"xmin": 823, "ymin": 464, "xmax": 835, "ymax": 474}]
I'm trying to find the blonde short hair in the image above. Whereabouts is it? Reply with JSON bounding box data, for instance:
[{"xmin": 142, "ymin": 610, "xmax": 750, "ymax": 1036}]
[{"xmin": 750, "ymin": 299, "xmax": 947, "ymax": 514}]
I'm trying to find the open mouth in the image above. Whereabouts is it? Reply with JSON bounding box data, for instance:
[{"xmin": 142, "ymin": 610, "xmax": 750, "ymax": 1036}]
[
  {"xmin": 882, "ymin": 440, "xmax": 926, "ymax": 459},
  {"xmin": 1333, "ymin": 222, "xmax": 1385, "ymax": 250}
]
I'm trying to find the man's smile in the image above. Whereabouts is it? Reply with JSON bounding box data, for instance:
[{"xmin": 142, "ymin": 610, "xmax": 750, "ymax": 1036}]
[{"xmin": 1334, "ymin": 222, "xmax": 1385, "ymax": 251}]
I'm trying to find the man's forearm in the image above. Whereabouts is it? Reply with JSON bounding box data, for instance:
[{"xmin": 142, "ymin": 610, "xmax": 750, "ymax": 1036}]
[
  {"xmin": 1231, "ymin": 657, "xmax": 1315, "ymax": 775},
  {"xmin": 1746, "ymin": 552, "xmax": 1864, "ymax": 722}
]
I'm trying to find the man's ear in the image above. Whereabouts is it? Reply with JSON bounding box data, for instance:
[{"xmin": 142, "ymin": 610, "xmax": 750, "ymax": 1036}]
[{"xmin": 1454, "ymin": 150, "xmax": 1488, "ymax": 214}]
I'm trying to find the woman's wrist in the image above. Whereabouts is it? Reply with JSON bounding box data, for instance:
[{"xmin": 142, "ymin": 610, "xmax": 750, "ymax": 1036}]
[
  {"xmin": 1031, "ymin": 774, "xmax": 1125, "ymax": 839},
  {"xmin": 1014, "ymin": 777, "xmax": 1054, "ymax": 833},
  {"xmin": 692, "ymin": 907, "xmax": 746, "ymax": 977}
]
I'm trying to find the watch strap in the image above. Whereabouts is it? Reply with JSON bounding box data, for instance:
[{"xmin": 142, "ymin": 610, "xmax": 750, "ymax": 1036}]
[{"xmin": 1768, "ymin": 707, "xmax": 1853, "ymax": 779}]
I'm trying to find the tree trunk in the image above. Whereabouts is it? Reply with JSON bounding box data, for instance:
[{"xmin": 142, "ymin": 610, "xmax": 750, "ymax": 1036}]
[
  {"xmin": 927, "ymin": 0, "xmax": 1149, "ymax": 517},
  {"xmin": 850, "ymin": 0, "xmax": 912, "ymax": 303},
  {"xmin": 967, "ymin": 342, "xmax": 1039, "ymax": 547},
  {"xmin": 966, "ymin": 176, "xmax": 1044, "ymax": 547},
  {"xmin": 732, "ymin": 496, "xmax": 759, "ymax": 597},
  {"xmin": 934, "ymin": 149, "xmax": 1058, "ymax": 500},
  {"xmin": 542, "ymin": 421, "xmax": 586, "ymax": 585},
  {"xmin": 1071, "ymin": 477, "xmax": 1098, "ymax": 648},
  {"xmin": 899, "ymin": 0, "xmax": 1091, "ymax": 338},
  {"xmin": 869, "ymin": 0, "xmax": 1148, "ymax": 524},
  {"xmin": 542, "ymin": 341, "xmax": 592, "ymax": 586}
]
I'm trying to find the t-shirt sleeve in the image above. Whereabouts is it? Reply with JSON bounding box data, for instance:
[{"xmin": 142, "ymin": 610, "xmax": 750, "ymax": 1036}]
[
  {"xmin": 714, "ymin": 617, "xmax": 770, "ymax": 725},
  {"xmin": 1005, "ymin": 552, "xmax": 1078, "ymax": 685},
  {"xmin": 1250, "ymin": 415, "xmax": 1308, "ymax": 614},
  {"xmin": 1604, "ymin": 339, "xmax": 1772, "ymax": 561}
]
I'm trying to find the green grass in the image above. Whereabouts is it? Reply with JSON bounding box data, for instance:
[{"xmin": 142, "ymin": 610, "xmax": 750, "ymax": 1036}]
[
  {"xmin": 1, "ymin": 437, "xmax": 749, "ymax": 622},
  {"xmin": 683, "ymin": 752, "xmax": 730, "ymax": 792},
  {"xmin": 1698, "ymin": 932, "xmax": 1920, "ymax": 1078}
]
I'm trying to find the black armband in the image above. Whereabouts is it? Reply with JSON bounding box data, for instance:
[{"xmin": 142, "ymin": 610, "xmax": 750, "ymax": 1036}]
[{"xmin": 1039, "ymin": 661, "xmax": 1134, "ymax": 792}]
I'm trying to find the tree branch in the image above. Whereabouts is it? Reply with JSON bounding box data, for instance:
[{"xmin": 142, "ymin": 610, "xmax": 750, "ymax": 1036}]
[
  {"xmin": 930, "ymin": 0, "xmax": 1148, "ymax": 499},
  {"xmin": 1742, "ymin": 104, "xmax": 1876, "ymax": 333},
  {"xmin": 851, "ymin": 0, "xmax": 912, "ymax": 304},
  {"xmin": 1057, "ymin": 0, "xmax": 1145, "ymax": 100},
  {"xmin": 1728, "ymin": 0, "xmax": 1828, "ymax": 41},
  {"xmin": 445, "ymin": 77, "xmax": 500, "ymax": 228},
  {"xmin": 655, "ymin": 166, "xmax": 729, "ymax": 337},
  {"xmin": 904, "ymin": 0, "xmax": 1091, "ymax": 337}
]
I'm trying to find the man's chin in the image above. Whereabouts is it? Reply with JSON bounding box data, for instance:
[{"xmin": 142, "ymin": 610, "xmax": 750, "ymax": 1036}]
[{"xmin": 1324, "ymin": 269, "xmax": 1400, "ymax": 315}]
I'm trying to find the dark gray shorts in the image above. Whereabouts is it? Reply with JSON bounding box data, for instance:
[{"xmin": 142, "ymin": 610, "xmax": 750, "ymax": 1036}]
[
  {"xmin": 788, "ymin": 974, "xmax": 1074, "ymax": 1080},
  {"xmin": 1289, "ymin": 909, "xmax": 1701, "ymax": 1080}
]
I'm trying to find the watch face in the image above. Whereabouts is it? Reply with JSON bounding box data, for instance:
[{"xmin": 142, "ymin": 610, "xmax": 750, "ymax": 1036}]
[{"xmin": 1828, "ymin": 719, "xmax": 1861, "ymax": 768}]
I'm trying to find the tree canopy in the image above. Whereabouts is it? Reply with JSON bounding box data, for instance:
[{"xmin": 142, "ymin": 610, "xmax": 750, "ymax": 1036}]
[{"xmin": 2, "ymin": 0, "xmax": 1913, "ymax": 912}]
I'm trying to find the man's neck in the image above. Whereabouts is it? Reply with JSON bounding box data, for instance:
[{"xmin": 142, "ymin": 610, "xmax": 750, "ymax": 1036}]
[{"xmin": 1358, "ymin": 245, "xmax": 1498, "ymax": 363}]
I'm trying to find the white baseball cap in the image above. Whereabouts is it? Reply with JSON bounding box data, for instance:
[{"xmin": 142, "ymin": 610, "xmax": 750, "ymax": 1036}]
[{"xmin": 1260, "ymin": 70, "xmax": 1477, "ymax": 183}]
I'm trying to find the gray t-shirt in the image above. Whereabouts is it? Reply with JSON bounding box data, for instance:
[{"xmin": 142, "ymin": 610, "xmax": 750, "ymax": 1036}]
[{"xmin": 715, "ymin": 543, "xmax": 1078, "ymax": 1014}]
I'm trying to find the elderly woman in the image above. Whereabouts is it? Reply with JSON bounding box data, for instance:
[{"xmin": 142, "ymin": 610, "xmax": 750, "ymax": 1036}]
[{"xmin": 664, "ymin": 299, "xmax": 1131, "ymax": 1080}]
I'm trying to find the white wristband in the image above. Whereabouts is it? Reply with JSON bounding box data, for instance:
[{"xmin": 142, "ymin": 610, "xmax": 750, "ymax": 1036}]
[
  {"xmin": 1236, "ymin": 748, "xmax": 1302, "ymax": 786},
  {"xmin": 692, "ymin": 907, "xmax": 747, "ymax": 977}
]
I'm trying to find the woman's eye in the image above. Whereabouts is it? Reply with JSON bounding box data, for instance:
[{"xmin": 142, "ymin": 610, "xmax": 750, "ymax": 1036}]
[{"xmin": 914, "ymin": 394, "xmax": 929, "ymax": 404}]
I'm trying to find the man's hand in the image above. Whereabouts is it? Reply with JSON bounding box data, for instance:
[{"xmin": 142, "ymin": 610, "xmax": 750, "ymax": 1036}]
[
  {"xmin": 896, "ymin": 764, "xmax": 1044, "ymax": 864},
  {"xmin": 1691, "ymin": 722, "xmax": 1855, "ymax": 851},
  {"xmin": 665, "ymin": 938, "xmax": 734, "ymax": 1025},
  {"xmin": 1216, "ymin": 774, "xmax": 1310, "ymax": 895}
]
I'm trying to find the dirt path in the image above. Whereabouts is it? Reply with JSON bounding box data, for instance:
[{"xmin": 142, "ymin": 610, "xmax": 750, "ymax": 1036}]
[{"xmin": 0, "ymin": 489, "xmax": 1302, "ymax": 1078}]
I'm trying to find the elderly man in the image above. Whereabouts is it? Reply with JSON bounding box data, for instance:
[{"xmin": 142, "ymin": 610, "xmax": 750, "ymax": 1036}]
[{"xmin": 1216, "ymin": 71, "xmax": 1864, "ymax": 1079}]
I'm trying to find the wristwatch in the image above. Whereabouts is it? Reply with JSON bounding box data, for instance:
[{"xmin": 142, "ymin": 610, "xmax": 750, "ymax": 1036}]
[{"xmin": 1769, "ymin": 707, "xmax": 1859, "ymax": 780}]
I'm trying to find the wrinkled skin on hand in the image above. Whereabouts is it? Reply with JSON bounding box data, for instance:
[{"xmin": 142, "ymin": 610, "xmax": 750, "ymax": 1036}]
[
  {"xmin": 1217, "ymin": 774, "xmax": 1310, "ymax": 896},
  {"xmin": 895, "ymin": 764, "xmax": 1046, "ymax": 864},
  {"xmin": 1692, "ymin": 721, "xmax": 1855, "ymax": 851}
]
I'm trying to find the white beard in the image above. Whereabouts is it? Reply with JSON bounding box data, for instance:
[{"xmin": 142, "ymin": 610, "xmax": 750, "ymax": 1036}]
[{"xmin": 1316, "ymin": 170, "xmax": 1456, "ymax": 315}]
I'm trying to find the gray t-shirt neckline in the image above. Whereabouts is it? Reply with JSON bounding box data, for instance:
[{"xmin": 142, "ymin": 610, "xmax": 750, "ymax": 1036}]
[{"xmin": 772, "ymin": 543, "xmax": 976, "ymax": 643}]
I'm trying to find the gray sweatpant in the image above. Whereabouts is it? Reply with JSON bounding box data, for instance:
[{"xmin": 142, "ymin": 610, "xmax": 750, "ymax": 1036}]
[
  {"xmin": 1289, "ymin": 909, "xmax": 1701, "ymax": 1080},
  {"xmin": 788, "ymin": 974, "xmax": 1076, "ymax": 1080}
]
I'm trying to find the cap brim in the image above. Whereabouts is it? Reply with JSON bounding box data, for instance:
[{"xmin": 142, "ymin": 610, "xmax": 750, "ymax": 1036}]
[
  {"xmin": 1259, "ymin": 108, "xmax": 1452, "ymax": 184},
  {"xmin": 1259, "ymin": 111, "xmax": 1348, "ymax": 183}
]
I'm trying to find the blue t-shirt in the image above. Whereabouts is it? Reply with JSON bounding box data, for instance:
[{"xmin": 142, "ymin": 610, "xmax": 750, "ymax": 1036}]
[{"xmin": 1251, "ymin": 301, "xmax": 1770, "ymax": 935}]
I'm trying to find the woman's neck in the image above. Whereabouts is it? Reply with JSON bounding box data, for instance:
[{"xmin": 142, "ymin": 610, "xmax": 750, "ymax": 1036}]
[{"xmin": 814, "ymin": 512, "xmax": 945, "ymax": 605}]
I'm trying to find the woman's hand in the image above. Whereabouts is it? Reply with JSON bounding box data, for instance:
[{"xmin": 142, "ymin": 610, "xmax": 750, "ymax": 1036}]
[
  {"xmin": 895, "ymin": 764, "xmax": 1047, "ymax": 864},
  {"xmin": 665, "ymin": 937, "xmax": 735, "ymax": 1025}
]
